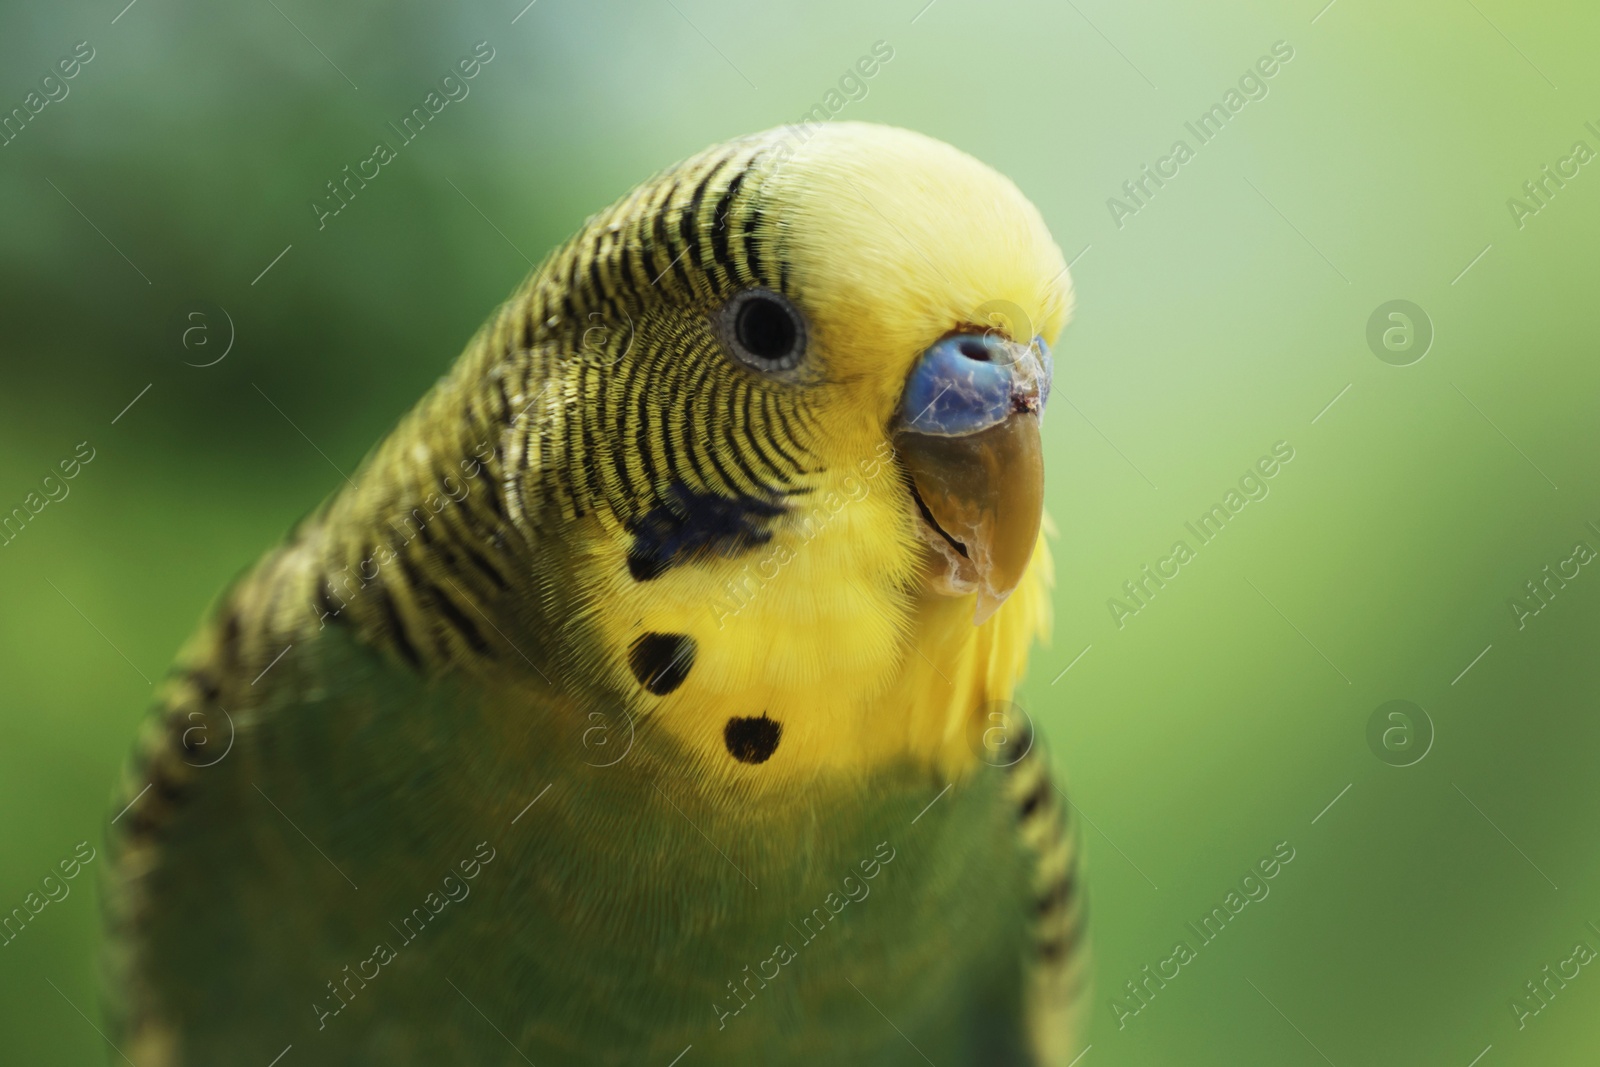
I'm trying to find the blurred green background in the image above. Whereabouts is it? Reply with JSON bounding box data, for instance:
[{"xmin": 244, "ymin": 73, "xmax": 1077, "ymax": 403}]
[{"xmin": 3, "ymin": 0, "xmax": 1598, "ymax": 1063}]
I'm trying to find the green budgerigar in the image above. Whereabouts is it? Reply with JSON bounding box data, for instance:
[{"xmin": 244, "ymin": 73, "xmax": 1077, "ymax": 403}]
[{"xmin": 105, "ymin": 122, "xmax": 1085, "ymax": 1065}]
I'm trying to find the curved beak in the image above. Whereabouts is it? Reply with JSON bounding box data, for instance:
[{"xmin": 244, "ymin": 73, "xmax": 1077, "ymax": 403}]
[{"xmin": 894, "ymin": 331, "xmax": 1051, "ymax": 624}]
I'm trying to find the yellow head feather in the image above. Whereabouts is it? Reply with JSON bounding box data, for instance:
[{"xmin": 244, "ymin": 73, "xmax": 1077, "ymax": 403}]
[{"xmin": 569, "ymin": 123, "xmax": 1073, "ymax": 783}]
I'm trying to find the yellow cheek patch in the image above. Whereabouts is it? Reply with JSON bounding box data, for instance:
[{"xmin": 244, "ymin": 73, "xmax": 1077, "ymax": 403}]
[{"xmin": 582, "ymin": 456, "xmax": 1053, "ymax": 788}]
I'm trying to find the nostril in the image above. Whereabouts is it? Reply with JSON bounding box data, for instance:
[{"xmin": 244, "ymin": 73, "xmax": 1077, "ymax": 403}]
[{"xmin": 957, "ymin": 338, "xmax": 991, "ymax": 362}]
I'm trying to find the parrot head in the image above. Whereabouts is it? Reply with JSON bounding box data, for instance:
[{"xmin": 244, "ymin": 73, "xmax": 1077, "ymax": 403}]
[{"xmin": 508, "ymin": 122, "xmax": 1072, "ymax": 776}]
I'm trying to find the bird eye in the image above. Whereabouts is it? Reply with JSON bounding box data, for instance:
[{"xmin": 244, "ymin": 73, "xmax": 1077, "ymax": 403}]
[{"xmin": 719, "ymin": 288, "xmax": 807, "ymax": 373}]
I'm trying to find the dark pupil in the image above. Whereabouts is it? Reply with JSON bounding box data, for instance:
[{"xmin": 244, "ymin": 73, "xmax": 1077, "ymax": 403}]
[{"xmin": 736, "ymin": 297, "xmax": 795, "ymax": 362}]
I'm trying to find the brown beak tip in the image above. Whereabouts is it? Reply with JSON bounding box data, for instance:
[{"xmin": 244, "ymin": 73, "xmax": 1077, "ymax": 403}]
[{"xmin": 896, "ymin": 414, "xmax": 1044, "ymax": 624}]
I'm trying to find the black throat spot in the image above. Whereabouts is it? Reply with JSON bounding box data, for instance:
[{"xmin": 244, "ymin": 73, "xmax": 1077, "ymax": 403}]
[
  {"xmin": 628, "ymin": 632, "xmax": 695, "ymax": 695},
  {"xmin": 626, "ymin": 483, "xmax": 786, "ymax": 581},
  {"xmin": 724, "ymin": 714, "xmax": 781, "ymax": 764}
]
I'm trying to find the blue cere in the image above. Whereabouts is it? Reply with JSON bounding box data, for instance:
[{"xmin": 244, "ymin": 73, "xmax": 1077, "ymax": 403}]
[{"xmin": 897, "ymin": 331, "xmax": 1050, "ymax": 437}]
